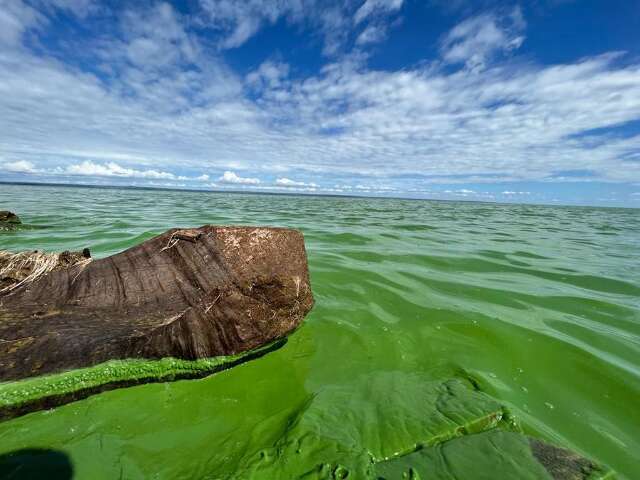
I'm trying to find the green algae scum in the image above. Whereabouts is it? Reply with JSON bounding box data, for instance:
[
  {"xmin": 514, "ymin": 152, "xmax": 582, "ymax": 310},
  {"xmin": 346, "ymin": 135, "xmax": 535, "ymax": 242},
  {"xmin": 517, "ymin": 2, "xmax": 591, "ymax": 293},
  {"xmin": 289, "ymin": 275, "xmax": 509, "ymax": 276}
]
[
  {"xmin": 0, "ymin": 184, "xmax": 639, "ymax": 479},
  {"xmin": 0, "ymin": 341, "xmax": 286, "ymax": 421}
]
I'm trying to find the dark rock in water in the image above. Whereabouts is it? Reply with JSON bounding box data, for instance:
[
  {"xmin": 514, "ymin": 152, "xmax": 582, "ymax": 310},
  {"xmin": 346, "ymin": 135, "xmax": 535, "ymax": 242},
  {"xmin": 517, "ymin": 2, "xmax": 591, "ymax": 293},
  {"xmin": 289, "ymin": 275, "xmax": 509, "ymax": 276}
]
[
  {"xmin": 0, "ymin": 249, "xmax": 91, "ymax": 293},
  {"xmin": 529, "ymin": 437, "xmax": 609, "ymax": 480},
  {"xmin": 0, "ymin": 211, "xmax": 21, "ymax": 230},
  {"xmin": 0, "ymin": 211, "xmax": 20, "ymax": 224},
  {"xmin": 0, "ymin": 226, "xmax": 313, "ymax": 384},
  {"xmin": 375, "ymin": 429, "xmax": 613, "ymax": 480}
]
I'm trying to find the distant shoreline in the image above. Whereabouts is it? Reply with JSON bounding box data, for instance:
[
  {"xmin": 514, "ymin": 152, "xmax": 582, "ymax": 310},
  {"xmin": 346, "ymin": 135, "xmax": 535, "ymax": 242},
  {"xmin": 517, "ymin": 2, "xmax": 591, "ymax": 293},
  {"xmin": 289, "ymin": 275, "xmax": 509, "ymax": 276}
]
[{"xmin": 0, "ymin": 180, "xmax": 635, "ymax": 210}]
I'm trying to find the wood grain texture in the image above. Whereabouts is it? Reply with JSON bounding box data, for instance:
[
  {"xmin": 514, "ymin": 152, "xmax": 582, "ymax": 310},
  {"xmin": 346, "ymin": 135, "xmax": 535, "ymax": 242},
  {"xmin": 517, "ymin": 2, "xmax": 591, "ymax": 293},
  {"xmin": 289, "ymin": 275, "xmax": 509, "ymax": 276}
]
[{"xmin": 0, "ymin": 226, "xmax": 314, "ymax": 382}]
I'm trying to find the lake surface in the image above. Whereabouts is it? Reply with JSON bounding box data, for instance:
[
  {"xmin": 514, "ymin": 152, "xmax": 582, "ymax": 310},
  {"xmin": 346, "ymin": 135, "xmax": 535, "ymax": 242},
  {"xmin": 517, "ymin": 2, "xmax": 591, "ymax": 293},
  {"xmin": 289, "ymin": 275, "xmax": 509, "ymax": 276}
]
[{"xmin": 0, "ymin": 184, "xmax": 638, "ymax": 479}]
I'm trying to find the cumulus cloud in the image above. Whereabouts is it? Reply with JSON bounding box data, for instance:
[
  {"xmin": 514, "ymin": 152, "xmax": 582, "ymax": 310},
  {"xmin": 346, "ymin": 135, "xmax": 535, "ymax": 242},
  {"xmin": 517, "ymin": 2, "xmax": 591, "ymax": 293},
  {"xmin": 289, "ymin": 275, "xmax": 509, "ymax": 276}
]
[
  {"xmin": 440, "ymin": 7, "xmax": 525, "ymax": 72},
  {"xmin": 218, "ymin": 171, "xmax": 261, "ymax": 185},
  {"xmin": 65, "ymin": 161, "xmax": 177, "ymax": 179},
  {"xmin": 3, "ymin": 32, "xmax": 640, "ymax": 187},
  {"xmin": 1, "ymin": 160, "xmax": 38, "ymax": 173},
  {"xmin": 1, "ymin": 2, "xmax": 640, "ymax": 203},
  {"xmin": 275, "ymin": 177, "xmax": 318, "ymax": 187},
  {"xmin": 445, "ymin": 189, "xmax": 475, "ymax": 194}
]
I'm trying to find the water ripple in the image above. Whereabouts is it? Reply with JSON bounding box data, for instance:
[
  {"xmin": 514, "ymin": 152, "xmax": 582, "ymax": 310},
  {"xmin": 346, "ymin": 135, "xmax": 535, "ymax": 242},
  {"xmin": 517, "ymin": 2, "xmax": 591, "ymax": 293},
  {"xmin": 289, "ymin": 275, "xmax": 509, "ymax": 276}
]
[{"xmin": 0, "ymin": 184, "xmax": 639, "ymax": 479}]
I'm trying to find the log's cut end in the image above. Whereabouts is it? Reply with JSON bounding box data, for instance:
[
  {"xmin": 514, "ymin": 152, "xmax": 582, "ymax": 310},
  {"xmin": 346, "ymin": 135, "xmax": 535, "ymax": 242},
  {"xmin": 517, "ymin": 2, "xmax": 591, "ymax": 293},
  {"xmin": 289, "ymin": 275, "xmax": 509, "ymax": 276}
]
[{"xmin": 0, "ymin": 225, "xmax": 314, "ymax": 385}]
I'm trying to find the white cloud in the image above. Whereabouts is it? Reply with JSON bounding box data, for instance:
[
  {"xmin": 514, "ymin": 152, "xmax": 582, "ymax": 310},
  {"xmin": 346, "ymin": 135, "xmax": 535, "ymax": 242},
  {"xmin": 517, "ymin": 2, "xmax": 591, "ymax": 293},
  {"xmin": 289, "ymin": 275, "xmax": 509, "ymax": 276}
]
[
  {"xmin": 3, "ymin": 38, "xmax": 640, "ymax": 186},
  {"xmin": 198, "ymin": 0, "xmax": 302, "ymax": 49},
  {"xmin": 1, "ymin": 160, "xmax": 37, "ymax": 173},
  {"xmin": 275, "ymin": 177, "xmax": 318, "ymax": 187},
  {"xmin": 44, "ymin": 0, "xmax": 99, "ymax": 18},
  {"xmin": 1, "ymin": 2, "xmax": 640, "ymax": 202},
  {"xmin": 440, "ymin": 7, "xmax": 525, "ymax": 72},
  {"xmin": 120, "ymin": 3, "xmax": 199, "ymax": 70},
  {"xmin": 354, "ymin": 0, "xmax": 404, "ymax": 24},
  {"xmin": 65, "ymin": 161, "xmax": 177, "ymax": 179},
  {"xmin": 199, "ymin": 0, "xmax": 402, "ymax": 55},
  {"xmin": 196, "ymin": 174, "xmax": 210, "ymax": 181},
  {"xmin": 356, "ymin": 24, "xmax": 387, "ymax": 45},
  {"xmin": 444, "ymin": 189, "xmax": 475, "ymax": 194},
  {"xmin": 0, "ymin": 1, "xmax": 100, "ymax": 48},
  {"xmin": 246, "ymin": 60, "xmax": 290, "ymax": 90},
  {"xmin": 0, "ymin": 0, "xmax": 44, "ymax": 46},
  {"xmin": 502, "ymin": 190, "xmax": 531, "ymax": 195},
  {"xmin": 218, "ymin": 171, "xmax": 261, "ymax": 185}
]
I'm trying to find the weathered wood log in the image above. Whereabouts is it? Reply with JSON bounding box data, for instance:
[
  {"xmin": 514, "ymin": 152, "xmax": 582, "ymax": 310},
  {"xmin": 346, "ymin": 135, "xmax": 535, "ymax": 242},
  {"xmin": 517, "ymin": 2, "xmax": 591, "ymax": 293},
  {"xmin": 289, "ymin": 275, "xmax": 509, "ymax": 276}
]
[
  {"xmin": 0, "ymin": 249, "xmax": 91, "ymax": 293},
  {"xmin": 0, "ymin": 226, "xmax": 314, "ymax": 384}
]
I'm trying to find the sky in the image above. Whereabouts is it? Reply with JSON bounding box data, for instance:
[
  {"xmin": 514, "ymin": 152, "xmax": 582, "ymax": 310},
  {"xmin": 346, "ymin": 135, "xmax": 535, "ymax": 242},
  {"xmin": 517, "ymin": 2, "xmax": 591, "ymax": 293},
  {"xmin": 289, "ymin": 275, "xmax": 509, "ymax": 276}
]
[{"xmin": 0, "ymin": 0, "xmax": 639, "ymax": 207}]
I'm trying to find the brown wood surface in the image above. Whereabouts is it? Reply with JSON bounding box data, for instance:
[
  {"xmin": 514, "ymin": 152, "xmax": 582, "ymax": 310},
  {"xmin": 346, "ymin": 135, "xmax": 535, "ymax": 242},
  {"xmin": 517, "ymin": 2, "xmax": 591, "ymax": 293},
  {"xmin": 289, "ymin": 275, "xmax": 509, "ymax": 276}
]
[{"xmin": 0, "ymin": 226, "xmax": 314, "ymax": 382}]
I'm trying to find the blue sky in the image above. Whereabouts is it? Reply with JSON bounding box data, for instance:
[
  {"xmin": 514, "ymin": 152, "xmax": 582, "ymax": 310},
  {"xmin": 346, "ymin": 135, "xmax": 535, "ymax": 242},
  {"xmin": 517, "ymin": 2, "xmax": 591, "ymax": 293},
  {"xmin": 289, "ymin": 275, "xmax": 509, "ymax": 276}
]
[{"xmin": 1, "ymin": 0, "xmax": 639, "ymax": 207}]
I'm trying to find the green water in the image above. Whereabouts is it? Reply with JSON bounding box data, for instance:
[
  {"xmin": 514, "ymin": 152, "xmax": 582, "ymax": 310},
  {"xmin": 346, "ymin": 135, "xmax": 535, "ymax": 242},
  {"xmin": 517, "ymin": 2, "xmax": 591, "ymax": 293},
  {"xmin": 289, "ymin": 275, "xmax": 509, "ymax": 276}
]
[{"xmin": 0, "ymin": 184, "xmax": 638, "ymax": 479}]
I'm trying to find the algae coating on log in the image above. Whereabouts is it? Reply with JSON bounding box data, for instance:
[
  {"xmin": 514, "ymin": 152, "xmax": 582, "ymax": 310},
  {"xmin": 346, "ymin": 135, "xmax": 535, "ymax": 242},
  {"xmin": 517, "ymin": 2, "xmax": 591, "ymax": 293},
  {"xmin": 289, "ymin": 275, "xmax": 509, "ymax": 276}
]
[
  {"xmin": 0, "ymin": 226, "xmax": 314, "ymax": 416},
  {"xmin": 0, "ymin": 339, "xmax": 284, "ymax": 421}
]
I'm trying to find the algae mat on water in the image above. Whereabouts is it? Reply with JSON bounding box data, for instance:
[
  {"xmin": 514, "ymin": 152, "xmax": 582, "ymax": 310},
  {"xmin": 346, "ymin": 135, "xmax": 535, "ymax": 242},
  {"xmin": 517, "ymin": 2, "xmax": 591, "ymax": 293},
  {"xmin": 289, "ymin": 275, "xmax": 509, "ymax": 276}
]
[
  {"xmin": 0, "ymin": 185, "xmax": 638, "ymax": 479},
  {"xmin": 0, "ymin": 358, "xmax": 613, "ymax": 479},
  {"xmin": 375, "ymin": 430, "xmax": 614, "ymax": 480},
  {"xmin": 0, "ymin": 340, "xmax": 285, "ymax": 421},
  {"xmin": 231, "ymin": 374, "xmax": 515, "ymax": 478},
  {"xmin": 229, "ymin": 373, "xmax": 612, "ymax": 479}
]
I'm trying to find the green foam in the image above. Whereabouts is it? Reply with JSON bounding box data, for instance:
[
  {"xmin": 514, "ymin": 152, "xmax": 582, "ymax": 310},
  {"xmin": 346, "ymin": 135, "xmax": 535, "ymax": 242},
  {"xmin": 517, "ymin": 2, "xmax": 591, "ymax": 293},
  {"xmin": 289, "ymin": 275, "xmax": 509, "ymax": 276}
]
[{"xmin": 0, "ymin": 340, "xmax": 283, "ymax": 413}]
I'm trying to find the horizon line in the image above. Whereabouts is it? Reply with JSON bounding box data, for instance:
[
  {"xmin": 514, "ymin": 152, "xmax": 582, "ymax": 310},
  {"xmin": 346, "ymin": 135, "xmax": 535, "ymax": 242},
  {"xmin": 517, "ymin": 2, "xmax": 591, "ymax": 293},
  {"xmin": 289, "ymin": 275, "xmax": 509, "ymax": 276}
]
[{"xmin": 0, "ymin": 180, "xmax": 636, "ymax": 211}]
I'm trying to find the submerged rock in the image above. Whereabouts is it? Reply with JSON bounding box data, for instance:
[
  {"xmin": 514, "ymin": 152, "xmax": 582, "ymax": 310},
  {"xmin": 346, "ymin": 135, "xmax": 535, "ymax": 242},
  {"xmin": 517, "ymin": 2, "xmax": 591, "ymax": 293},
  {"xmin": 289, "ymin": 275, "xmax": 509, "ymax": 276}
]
[
  {"xmin": 375, "ymin": 430, "xmax": 613, "ymax": 480},
  {"xmin": 0, "ymin": 211, "xmax": 21, "ymax": 231},
  {"xmin": 0, "ymin": 211, "xmax": 20, "ymax": 224},
  {"xmin": 0, "ymin": 226, "xmax": 314, "ymax": 418}
]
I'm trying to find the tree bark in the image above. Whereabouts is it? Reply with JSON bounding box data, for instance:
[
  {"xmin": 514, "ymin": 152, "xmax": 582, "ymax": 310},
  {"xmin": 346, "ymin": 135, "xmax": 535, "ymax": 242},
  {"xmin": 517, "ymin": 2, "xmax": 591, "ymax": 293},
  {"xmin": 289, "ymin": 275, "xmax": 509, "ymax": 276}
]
[{"xmin": 0, "ymin": 226, "xmax": 314, "ymax": 382}]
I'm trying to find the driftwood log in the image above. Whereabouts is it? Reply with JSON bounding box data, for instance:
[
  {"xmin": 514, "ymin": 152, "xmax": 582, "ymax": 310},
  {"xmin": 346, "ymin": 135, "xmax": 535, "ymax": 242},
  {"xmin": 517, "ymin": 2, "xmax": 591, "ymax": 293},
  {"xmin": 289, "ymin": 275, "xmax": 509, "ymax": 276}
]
[
  {"xmin": 0, "ymin": 226, "xmax": 314, "ymax": 383},
  {"xmin": 0, "ymin": 249, "xmax": 91, "ymax": 293}
]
